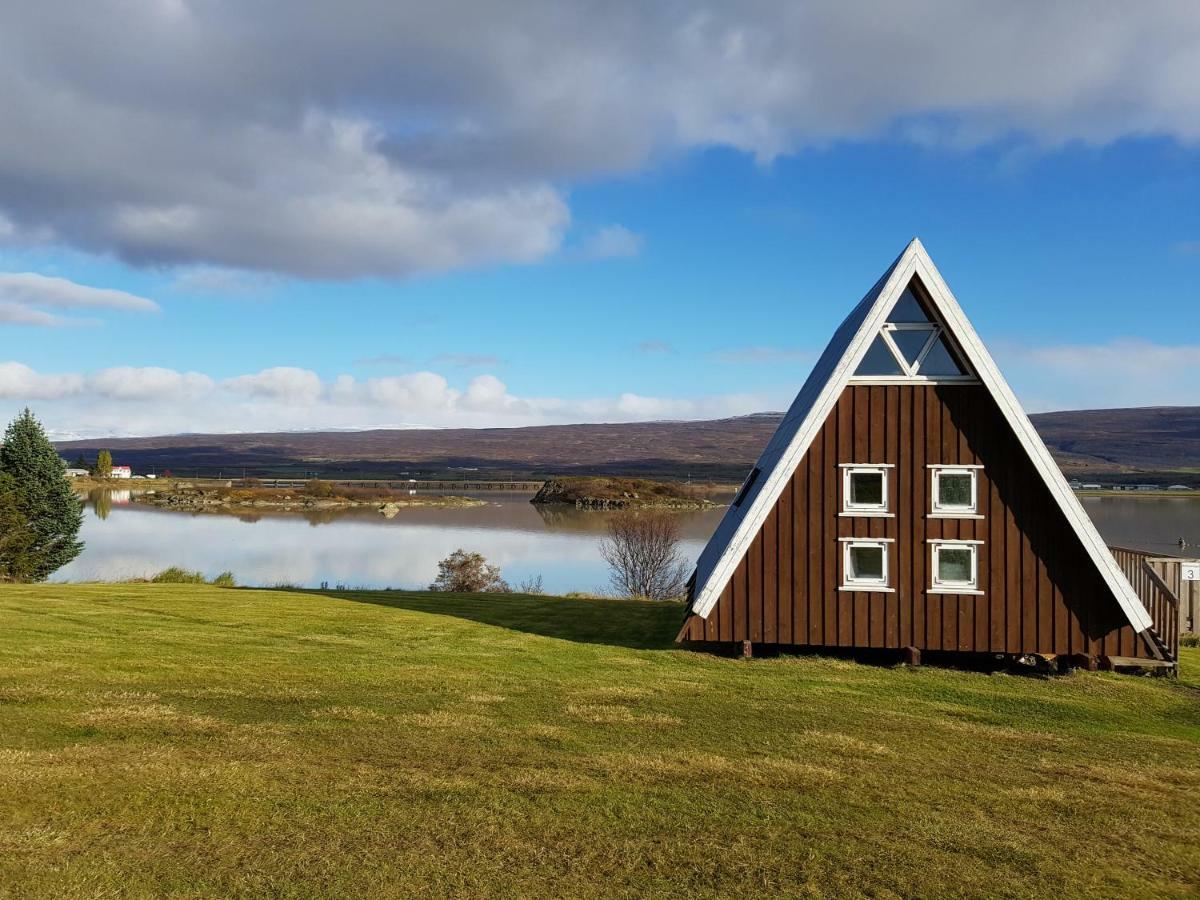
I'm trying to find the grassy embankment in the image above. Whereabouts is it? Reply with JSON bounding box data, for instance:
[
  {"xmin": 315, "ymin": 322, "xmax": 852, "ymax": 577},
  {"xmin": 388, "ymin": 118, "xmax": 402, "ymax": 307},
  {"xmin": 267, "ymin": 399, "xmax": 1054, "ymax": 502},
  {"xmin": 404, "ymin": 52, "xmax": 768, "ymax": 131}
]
[{"xmin": 1, "ymin": 583, "xmax": 1198, "ymax": 897}]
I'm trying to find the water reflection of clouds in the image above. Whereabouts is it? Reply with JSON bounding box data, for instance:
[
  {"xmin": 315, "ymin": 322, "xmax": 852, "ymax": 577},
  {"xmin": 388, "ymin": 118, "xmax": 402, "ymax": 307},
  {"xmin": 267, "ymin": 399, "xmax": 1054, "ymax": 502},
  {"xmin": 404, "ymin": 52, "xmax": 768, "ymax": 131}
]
[{"xmin": 55, "ymin": 502, "xmax": 719, "ymax": 594}]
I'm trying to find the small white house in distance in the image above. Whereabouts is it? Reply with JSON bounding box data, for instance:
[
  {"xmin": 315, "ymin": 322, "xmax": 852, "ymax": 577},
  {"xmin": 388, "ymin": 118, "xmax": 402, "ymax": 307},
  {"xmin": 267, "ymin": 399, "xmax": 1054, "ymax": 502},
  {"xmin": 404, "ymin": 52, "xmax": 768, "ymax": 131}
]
[
  {"xmin": 110, "ymin": 465, "xmax": 133, "ymax": 479},
  {"xmin": 63, "ymin": 468, "xmax": 90, "ymax": 478}
]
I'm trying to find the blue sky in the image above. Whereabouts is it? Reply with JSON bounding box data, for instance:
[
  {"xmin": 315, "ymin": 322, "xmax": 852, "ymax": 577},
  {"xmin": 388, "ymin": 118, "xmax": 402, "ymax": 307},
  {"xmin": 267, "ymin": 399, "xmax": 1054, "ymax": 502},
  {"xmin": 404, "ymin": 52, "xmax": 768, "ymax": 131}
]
[{"xmin": 0, "ymin": 3, "xmax": 1198, "ymax": 437}]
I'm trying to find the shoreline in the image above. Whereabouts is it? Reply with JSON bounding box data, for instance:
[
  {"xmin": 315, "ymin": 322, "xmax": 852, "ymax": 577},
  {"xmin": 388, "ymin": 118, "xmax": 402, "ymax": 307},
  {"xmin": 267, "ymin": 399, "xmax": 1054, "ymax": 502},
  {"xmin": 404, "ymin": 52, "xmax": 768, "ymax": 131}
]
[{"xmin": 127, "ymin": 483, "xmax": 487, "ymax": 516}]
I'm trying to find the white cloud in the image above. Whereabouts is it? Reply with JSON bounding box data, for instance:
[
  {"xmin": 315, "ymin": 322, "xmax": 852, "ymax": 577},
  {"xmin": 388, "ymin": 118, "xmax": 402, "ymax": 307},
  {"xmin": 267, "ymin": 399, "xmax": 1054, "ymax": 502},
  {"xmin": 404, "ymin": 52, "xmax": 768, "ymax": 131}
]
[
  {"xmin": 997, "ymin": 338, "xmax": 1200, "ymax": 410},
  {"xmin": 90, "ymin": 366, "xmax": 214, "ymax": 401},
  {"xmin": 0, "ymin": 272, "xmax": 158, "ymax": 326},
  {"xmin": 224, "ymin": 367, "xmax": 325, "ymax": 404},
  {"xmin": 0, "ymin": 302, "xmax": 67, "ymax": 327},
  {"xmin": 0, "ymin": 272, "xmax": 157, "ymax": 311},
  {"xmin": 363, "ymin": 372, "xmax": 458, "ymax": 411},
  {"xmin": 0, "ymin": 4, "xmax": 1196, "ymax": 278},
  {"xmin": 578, "ymin": 225, "xmax": 644, "ymax": 260},
  {"xmin": 0, "ymin": 360, "xmax": 771, "ymax": 437},
  {"xmin": 0, "ymin": 362, "xmax": 84, "ymax": 400}
]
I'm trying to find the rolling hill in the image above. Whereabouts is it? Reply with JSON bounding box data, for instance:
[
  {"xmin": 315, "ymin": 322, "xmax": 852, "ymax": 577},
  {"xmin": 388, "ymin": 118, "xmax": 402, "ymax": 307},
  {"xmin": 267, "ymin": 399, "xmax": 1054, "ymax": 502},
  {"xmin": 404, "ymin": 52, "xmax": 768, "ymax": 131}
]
[{"xmin": 54, "ymin": 406, "xmax": 1200, "ymax": 483}]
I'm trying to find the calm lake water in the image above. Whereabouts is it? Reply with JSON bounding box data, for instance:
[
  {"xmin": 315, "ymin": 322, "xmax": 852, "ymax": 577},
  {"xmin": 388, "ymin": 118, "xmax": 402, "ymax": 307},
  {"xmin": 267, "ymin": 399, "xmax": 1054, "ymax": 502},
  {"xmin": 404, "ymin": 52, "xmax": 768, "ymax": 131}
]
[
  {"xmin": 54, "ymin": 491, "xmax": 727, "ymax": 594},
  {"xmin": 54, "ymin": 490, "xmax": 1200, "ymax": 592}
]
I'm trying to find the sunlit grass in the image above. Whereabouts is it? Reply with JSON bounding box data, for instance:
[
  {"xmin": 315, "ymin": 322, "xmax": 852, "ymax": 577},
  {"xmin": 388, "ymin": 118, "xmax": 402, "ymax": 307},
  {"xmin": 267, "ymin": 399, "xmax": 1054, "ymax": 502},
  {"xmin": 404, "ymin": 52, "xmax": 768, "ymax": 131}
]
[{"xmin": 0, "ymin": 583, "xmax": 1197, "ymax": 897}]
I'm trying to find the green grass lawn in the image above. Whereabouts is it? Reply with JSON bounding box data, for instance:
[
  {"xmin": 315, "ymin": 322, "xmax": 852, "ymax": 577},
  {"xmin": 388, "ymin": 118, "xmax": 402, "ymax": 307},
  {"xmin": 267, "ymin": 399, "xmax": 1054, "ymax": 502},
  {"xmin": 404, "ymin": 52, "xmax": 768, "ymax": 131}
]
[{"xmin": 1, "ymin": 584, "xmax": 1198, "ymax": 898}]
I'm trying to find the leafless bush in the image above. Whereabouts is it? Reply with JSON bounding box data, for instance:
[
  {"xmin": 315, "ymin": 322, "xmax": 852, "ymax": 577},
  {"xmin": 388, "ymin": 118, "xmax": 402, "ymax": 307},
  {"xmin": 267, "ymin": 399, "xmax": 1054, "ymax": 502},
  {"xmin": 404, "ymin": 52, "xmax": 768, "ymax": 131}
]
[
  {"xmin": 516, "ymin": 574, "xmax": 545, "ymax": 595},
  {"xmin": 429, "ymin": 549, "xmax": 511, "ymax": 593},
  {"xmin": 599, "ymin": 510, "xmax": 690, "ymax": 600}
]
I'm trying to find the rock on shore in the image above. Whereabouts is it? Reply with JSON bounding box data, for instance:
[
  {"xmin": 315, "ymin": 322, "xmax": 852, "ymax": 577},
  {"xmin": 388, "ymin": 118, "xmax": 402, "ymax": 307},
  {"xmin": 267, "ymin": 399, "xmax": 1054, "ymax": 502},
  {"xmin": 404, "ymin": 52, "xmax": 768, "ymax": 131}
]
[{"xmin": 530, "ymin": 477, "xmax": 716, "ymax": 510}]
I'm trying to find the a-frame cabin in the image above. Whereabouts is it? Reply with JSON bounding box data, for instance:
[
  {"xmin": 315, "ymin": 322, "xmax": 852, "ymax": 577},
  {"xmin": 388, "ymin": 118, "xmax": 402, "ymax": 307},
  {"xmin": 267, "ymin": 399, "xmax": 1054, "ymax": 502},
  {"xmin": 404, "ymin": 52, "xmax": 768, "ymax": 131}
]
[{"xmin": 679, "ymin": 239, "xmax": 1178, "ymax": 670}]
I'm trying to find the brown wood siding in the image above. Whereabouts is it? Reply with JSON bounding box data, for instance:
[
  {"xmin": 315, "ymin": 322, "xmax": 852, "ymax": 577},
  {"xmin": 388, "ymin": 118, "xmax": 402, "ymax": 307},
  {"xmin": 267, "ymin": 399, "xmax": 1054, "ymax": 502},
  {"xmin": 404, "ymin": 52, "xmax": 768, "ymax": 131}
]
[{"xmin": 681, "ymin": 384, "xmax": 1149, "ymax": 657}]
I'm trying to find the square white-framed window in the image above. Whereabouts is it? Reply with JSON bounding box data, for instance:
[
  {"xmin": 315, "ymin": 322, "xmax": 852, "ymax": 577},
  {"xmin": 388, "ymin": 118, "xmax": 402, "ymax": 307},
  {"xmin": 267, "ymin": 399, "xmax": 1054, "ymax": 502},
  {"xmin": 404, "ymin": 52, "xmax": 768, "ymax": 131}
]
[
  {"xmin": 929, "ymin": 540, "xmax": 981, "ymax": 593},
  {"xmin": 840, "ymin": 538, "xmax": 891, "ymax": 591},
  {"xmin": 930, "ymin": 465, "xmax": 978, "ymax": 515},
  {"xmin": 840, "ymin": 464, "xmax": 890, "ymax": 515}
]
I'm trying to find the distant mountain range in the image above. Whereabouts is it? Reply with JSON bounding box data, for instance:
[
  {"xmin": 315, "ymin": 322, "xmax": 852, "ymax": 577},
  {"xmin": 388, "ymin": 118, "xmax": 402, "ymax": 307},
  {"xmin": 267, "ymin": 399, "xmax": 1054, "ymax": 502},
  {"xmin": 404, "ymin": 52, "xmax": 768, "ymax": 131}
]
[{"xmin": 55, "ymin": 406, "xmax": 1200, "ymax": 483}]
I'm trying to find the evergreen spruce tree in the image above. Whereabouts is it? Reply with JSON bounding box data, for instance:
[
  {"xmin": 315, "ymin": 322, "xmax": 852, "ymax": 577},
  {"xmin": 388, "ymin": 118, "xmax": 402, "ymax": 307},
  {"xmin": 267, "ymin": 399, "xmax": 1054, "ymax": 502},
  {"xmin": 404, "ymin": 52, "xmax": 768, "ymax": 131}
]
[
  {"xmin": 0, "ymin": 409, "xmax": 84, "ymax": 580},
  {"xmin": 0, "ymin": 473, "xmax": 36, "ymax": 582}
]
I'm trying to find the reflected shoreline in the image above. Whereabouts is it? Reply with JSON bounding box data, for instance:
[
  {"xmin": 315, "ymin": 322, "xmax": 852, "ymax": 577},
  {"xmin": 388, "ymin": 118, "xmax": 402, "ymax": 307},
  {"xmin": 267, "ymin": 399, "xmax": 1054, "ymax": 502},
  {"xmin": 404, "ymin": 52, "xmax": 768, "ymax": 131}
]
[
  {"xmin": 60, "ymin": 490, "xmax": 728, "ymax": 593},
  {"xmin": 60, "ymin": 490, "xmax": 1199, "ymax": 593}
]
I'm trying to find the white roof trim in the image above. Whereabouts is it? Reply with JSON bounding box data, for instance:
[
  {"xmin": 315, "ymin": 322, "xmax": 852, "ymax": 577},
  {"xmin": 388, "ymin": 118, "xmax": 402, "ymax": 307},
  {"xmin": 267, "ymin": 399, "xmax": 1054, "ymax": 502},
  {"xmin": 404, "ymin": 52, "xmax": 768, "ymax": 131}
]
[{"xmin": 688, "ymin": 238, "xmax": 1152, "ymax": 633}]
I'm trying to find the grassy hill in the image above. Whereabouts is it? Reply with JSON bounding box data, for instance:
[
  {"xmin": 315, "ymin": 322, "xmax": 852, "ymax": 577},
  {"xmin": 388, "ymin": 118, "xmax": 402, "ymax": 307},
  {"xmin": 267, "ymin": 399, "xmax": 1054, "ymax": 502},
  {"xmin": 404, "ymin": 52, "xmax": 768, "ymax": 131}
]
[
  {"xmin": 1, "ymin": 584, "xmax": 1197, "ymax": 897},
  {"xmin": 55, "ymin": 406, "xmax": 1200, "ymax": 482}
]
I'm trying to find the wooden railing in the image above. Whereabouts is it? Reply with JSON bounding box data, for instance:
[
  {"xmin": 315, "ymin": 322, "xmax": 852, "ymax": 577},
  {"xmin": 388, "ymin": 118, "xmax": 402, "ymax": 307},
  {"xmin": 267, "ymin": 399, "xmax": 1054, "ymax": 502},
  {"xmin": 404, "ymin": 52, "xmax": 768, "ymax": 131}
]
[{"xmin": 1109, "ymin": 546, "xmax": 1181, "ymax": 662}]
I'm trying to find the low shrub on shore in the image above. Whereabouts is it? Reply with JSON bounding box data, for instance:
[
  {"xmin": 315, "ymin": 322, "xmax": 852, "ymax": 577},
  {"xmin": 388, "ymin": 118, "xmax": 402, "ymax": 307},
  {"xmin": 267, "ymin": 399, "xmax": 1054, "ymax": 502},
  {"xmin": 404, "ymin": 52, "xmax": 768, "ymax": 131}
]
[{"xmin": 148, "ymin": 567, "xmax": 236, "ymax": 587}]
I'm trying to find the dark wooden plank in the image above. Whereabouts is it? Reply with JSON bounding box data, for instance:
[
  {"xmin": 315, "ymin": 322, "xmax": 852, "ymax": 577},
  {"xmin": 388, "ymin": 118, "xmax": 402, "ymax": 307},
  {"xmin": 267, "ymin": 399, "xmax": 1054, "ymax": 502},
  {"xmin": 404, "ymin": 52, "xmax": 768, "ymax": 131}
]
[
  {"xmin": 1021, "ymin": 498, "xmax": 1038, "ymax": 653},
  {"xmin": 940, "ymin": 386, "xmax": 957, "ymax": 465},
  {"xmin": 748, "ymin": 531, "xmax": 763, "ymax": 643},
  {"xmin": 732, "ymin": 554, "xmax": 747, "ymax": 643},
  {"xmin": 870, "ymin": 385, "xmax": 885, "ymax": 462},
  {"xmin": 913, "ymin": 385, "xmax": 927, "ymax": 647},
  {"xmin": 762, "ymin": 508, "xmax": 777, "ymax": 644},
  {"xmin": 897, "ymin": 384, "xmax": 912, "ymax": 647},
  {"xmin": 792, "ymin": 469, "xmax": 806, "ymax": 646},
  {"xmin": 1005, "ymin": 448, "xmax": 1022, "ymax": 654},
  {"xmin": 854, "ymin": 386, "xmax": 869, "ymax": 462},
  {"xmin": 809, "ymin": 432, "xmax": 825, "ymax": 645},
  {"xmin": 778, "ymin": 475, "xmax": 793, "ymax": 645},
  {"xmin": 823, "ymin": 410, "xmax": 839, "ymax": 645},
  {"xmin": 943, "ymin": 592, "xmax": 957, "ymax": 652},
  {"xmin": 989, "ymin": 454, "xmax": 1005, "ymax": 652},
  {"xmin": 886, "ymin": 385, "xmax": 900, "ymax": 646}
]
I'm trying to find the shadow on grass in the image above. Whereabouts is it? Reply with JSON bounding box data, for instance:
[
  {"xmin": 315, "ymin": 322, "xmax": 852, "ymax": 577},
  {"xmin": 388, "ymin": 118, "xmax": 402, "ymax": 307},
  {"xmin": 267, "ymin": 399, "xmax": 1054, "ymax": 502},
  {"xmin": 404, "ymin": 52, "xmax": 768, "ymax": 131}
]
[{"xmin": 308, "ymin": 589, "xmax": 685, "ymax": 650}]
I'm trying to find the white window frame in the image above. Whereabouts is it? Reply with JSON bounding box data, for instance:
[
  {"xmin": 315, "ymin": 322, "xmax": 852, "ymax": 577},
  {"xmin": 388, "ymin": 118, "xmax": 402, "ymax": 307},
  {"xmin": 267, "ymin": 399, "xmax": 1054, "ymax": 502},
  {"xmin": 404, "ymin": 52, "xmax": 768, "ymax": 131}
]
[
  {"xmin": 839, "ymin": 537, "xmax": 894, "ymax": 592},
  {"xmin": 849, "ymin": 300, "xmax": 978, "ymax": 386},
  {"xmin": 839, "ymin": 463, "xmax": 892, "ymax": 517},
  {"xmin": 928, "ymin": 539, "xmax": 983, "ymax": 595},
  {"xmin": 929, "ymin": 465, "xmax": 981, "ymax": 517}
]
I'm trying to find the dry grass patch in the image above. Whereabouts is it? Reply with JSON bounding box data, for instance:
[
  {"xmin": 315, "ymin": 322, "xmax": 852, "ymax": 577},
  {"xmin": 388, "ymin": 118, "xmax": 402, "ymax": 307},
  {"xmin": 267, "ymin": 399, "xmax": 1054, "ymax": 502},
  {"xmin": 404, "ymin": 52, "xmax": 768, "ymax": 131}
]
[
  {"xmin": 309, "ymin": 705, "xmax": 387, "ymax": 722},
  {"xmin": 565, "ymin": 703, "xmax": 681, "ymax": 726},
  {"xmin": 398, "ymin": 710, "xmax": 494, "ymax": 731},
  {"xmin": 0, "ymin": 582, "xmax": 1196, "ymax": 899},
  {"xmin": 79, "ymin": 702, "xmax": 225, "ymax": 733},
  {"xmin": 596, "ymin": 751, "xmax": 841, "ymax": 788}
]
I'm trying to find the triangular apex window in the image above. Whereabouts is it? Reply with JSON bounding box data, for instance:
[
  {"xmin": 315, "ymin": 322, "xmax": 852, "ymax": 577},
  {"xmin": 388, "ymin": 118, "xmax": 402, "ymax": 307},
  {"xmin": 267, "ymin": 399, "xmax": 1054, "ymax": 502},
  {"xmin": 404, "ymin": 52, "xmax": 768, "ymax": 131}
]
[{"xmin": 852, "ymin": 283, "xmax": 973, "ymax": 380}]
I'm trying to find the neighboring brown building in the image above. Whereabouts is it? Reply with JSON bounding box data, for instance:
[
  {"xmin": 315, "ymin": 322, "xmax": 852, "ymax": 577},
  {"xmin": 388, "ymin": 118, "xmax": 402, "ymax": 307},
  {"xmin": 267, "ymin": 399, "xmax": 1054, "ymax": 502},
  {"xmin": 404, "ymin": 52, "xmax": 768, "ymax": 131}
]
[{"xmin": 678, "ymin": 239, "xmax": 1178, "ymax": 670}]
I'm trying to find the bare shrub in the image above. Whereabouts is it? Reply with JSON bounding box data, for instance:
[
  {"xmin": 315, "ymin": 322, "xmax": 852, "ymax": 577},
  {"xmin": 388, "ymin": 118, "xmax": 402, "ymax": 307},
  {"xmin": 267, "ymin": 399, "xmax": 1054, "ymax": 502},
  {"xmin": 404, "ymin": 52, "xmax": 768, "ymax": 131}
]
[
  {"xmin": 304, "ymin": 479, "xmax": 334, "ymax": 498},
  {"xmin": 517, "ymin": 574, "xmax": 545, "ymax": 595},
  {"xmin": 599, "ymin": 510, "xmax": 690, "ymax": 600},
  {"xmin": 430, "ymin": 549, "xmax": 511, "ymax": 594}
]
